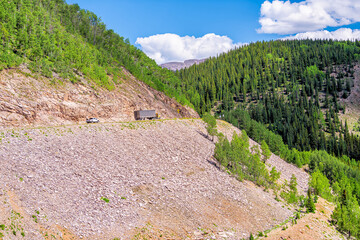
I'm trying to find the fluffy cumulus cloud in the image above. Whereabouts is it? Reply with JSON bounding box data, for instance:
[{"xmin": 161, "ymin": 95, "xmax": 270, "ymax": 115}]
[
  {"xmin": 136, "ymin": 33, "xmax": 243, "ymax": 64},
  {"xmin": 258, "ymin": 0, "xmax": 360, "ymax": 34},
  {"xmin": 283, "ymin": 28, "xmax": 360, "ymax": 40}
]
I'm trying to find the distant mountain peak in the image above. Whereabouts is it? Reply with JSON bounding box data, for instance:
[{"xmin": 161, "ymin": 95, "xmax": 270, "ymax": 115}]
[{"xmin": 160, "ymin": 58, "xmax": 206, "ymax": 71}]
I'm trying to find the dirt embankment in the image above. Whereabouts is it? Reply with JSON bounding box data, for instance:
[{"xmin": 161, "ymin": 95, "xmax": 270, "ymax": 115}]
[
  {"xmin": 264, "ymin": 198, "xmax": 344, "ymax": 240},
  {"xmin": 0, "ymin": 66, "xmax": 198, "ymax": 129},
  {"xmin": 0, "ymin": 119, "xmax": 308, "ymax": 239}
]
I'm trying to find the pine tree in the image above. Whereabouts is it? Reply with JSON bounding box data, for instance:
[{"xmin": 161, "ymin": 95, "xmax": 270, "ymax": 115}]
[
  {"xmin": 269, "ymin": 167, "xmax": 280, "ymax": 185},
  {"xmin": 202, "ymin": 113, "xmax": 217, "ymax": 141},
  {"xmin": 306, "ymin": 189, "xmax": 316, "ymax": 213},
  {"xmin": 290, "ymin": 174, "xmax": 298, "ymax": 194},
  {"xmin": 261, "ymin": 140, "xmax": 272, "ymax": 162}
]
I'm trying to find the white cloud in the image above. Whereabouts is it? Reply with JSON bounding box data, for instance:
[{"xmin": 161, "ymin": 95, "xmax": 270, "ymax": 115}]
[
  {"xmin": 136, "ymin": 33, "xmax": 243, "ymax": 64},
  {"xmin": 258, "ymin": 0, "xmax": 360, "ymax": 34},
  {"xmin": 283, "ymin": 28, "xmax": 360, "ymax": 40}
]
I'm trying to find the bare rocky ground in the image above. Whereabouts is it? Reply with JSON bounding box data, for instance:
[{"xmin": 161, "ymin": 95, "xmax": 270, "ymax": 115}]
[
  {"xmin": 0, "ymin": 119, "xmax": 308, "ymax": 239},
  {"xmin": 339, "ymin": 64, "xmax": 360, "ymax": 133},
  {"xmin": 0, "ymin": 66, "xmax": 198, "ymax": 129},
  {"xmin": 264, "ymin": 198, "xmax": 344, "ymax": 240}
]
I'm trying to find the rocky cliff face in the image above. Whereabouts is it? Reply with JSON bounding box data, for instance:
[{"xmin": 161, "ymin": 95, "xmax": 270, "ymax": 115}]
[{"xmin": 0, "ymin": 66, "xmax": 198, "ymax": 128}]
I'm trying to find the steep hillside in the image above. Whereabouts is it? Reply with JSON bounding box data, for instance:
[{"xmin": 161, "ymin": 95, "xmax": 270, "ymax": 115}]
[
  {"xmin": 177, "ymin": 40, "xmax": 360, "ymax": 237},
  {"xmin": 0, "ymin": 0, "xmax": 192, "ymax": 108},
  {"xmin": 339, "ymin": 63, "xmax": 360, "ymax": 133},
  {"xmin": 0, "ymin": 119, "xmax": 308, "ymax": 239},
  {"xmin": 0, "ymin": 66, "xmax": 198, "ymax": 128},
  {"xmin": 263, "ymin": 198, "xmax": 344, "ymax": 240},
  {"xmin": 0, "ymin": 0, "xmax": 199, "ymax": 128},
  {"xmin": 177, "ymin": 40, "xmax": 360, "ymax": 160}
]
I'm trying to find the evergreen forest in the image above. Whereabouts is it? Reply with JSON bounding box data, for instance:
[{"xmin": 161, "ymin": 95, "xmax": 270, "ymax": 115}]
[{"xmin": 178, "ymin": 40, "xmax": 360, "ymax": 160}]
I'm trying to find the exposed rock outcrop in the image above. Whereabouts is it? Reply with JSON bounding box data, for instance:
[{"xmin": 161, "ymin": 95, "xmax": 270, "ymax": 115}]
[{"xmin": 0, "ymin": 67, "xmax": 198, "ymax": 128}]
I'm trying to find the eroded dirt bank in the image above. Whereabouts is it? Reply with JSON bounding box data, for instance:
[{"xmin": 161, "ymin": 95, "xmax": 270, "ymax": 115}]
[{"xmin": 0, "ymin": 67, "xmax": 198, "ymax": 129}]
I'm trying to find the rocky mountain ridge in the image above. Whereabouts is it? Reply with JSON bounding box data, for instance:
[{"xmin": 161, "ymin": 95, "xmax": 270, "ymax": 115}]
[{"xmin": 160, "ymin": 59, "xmax": 206, "ymax": 71}]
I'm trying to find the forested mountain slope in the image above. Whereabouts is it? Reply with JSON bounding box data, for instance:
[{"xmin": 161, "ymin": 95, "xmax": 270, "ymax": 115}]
[
  {"xmin": 0, "ymin": 0, "xmax": 192, "ymax": 105},
  {"xmin": 178, "ymin": 40, "xmax": 360, "ymax": 160},
  {"xmin": 178, "ymin": 40, "xmax": 360, "ymax": 238},
  {"xmin": 0, "ymin": 0, "xmax": 199, "ymax": 126}
]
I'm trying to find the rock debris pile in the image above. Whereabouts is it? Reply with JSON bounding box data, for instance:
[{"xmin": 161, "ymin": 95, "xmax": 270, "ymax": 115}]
[{"xmin": 0, "ymin": 119, "xmax": 308, "ymax": 239}]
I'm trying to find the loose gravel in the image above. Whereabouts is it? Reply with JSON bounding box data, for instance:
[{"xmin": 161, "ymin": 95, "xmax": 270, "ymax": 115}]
[{"xmin": 0, "ymin": 119, "xmax": 308, "ymax": 239}]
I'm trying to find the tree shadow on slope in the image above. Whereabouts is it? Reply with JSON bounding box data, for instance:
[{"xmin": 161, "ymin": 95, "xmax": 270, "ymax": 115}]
[{"xmin": 196, "ymin": 130, "xmax": 213, "ymax": 143}]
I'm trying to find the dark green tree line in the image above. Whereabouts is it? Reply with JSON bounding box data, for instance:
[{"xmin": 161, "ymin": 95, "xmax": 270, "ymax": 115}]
[{"xmin": 178, "ymin": 40, "xmax": 360, "ymax": 160}]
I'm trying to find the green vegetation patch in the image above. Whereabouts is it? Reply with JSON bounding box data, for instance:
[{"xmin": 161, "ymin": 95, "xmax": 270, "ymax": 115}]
[{"xmin": 0, "ymin": 0, "xmax": 193, "ymax": 107}]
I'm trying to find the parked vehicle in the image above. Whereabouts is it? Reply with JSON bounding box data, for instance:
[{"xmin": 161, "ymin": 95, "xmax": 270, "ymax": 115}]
[
  {"xmin": 86, "ymin": 118, "xmax": 100, "ymax": 123},
  {"xmin": 134, "ymin": 110, "xmax": 159, "ymax": 120}
]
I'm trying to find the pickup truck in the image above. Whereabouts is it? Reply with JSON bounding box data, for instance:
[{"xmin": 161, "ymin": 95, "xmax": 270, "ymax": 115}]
[{"xmin": 86, "ymin": 118, "xmax": 100, "ymax": 123}]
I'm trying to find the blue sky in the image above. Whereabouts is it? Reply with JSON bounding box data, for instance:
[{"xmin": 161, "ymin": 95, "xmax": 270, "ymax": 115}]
[
  {"xmin": 66, "ymin": 0, "xmax": 277, "ymax": 43},
  {"xmin": 66, "ymin": 0, "xmax": 360, "ymax": 64}
]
